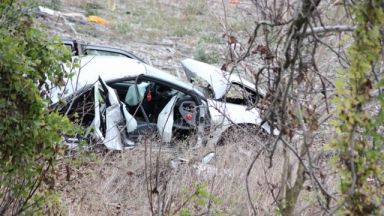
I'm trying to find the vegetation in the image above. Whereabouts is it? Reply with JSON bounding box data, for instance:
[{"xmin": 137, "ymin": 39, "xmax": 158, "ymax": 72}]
[
  {"xmin": 0, "ymin": 0, "xmax": 73, "ymax": 214},
  {"xmin": 0, "ymin": 0, "xmax": 383, "ymax": 215},
  {"xmin": 332, "ymin": 0, "xmax": 384, "ymax": 214},
  {"xmin": 194, "ymin": 43, "xmax": 220, "ymax": 64},
  {"xmin": 214, "ymin": 0, "xmax": 384, "ymax": 214}
]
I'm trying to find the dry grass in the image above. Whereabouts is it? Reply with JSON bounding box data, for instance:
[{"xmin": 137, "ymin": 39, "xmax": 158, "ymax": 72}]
[
  {"xmin": 35, "ymin": 0, "xmax": 255, "ymax": 52},
  {"xmin": 56, "ymin": 130, "xmax": 329, "ymax": 215}
]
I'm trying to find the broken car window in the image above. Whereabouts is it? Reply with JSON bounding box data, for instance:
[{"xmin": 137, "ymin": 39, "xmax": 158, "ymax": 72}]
[{"xmin": 85, "ymin": 49, "xmax": 128, "ymax": 58}]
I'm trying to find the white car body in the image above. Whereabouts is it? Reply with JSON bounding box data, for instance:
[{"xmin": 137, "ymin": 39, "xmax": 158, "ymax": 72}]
[
  {"xmin": 56, "ymin": 56, "xmax": 276, "ymax": 150},
  {"xmin": 181, "ymin": 59, "xmax": 278, "ymax": 145},
  {"xmin": 181, "ymin": 58, "xmax": 267, "ymax": 99}
]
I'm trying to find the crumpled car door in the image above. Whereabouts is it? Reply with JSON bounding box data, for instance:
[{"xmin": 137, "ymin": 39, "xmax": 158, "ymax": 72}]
[
  {"xmin": 93, "ymin": 78, "xmax": 137, "ymax": 150},
  {"xmin": 157, "ymin": 95, "xmax": 178, "ymax": 142}
]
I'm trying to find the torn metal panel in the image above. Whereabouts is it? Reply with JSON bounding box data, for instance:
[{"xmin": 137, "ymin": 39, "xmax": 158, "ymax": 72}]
[
  {"xmin": 93, "ymin": 79, "xmax": 138, "ymax": 150},
  {"xmin": 157, "ymin": 95, "xmax": 178, "ymax": 142},
  {"xmin": 99, "ymin": 78, "xmax": 120, "ymax": 106},
  {"xmin": 193, "ymin": 104, "xmax": 207, "ymax": 148},
  {"xmin": 207, "ymin": 99, "xmax": 279, "ymax": 145},
  {"xmin": 181, "ymin": 58, "xmax": 266, "ymax": 98},
  {"xmin": 212, "ymin": 99, "xmax": 279, "ymax": 135},
  {"xmin": 202, "ymin": 152, "xmax": 215, "ymax": 164},
  {"xmin": 121, "ymin": 102, "xmax": 137, "ymax": 133},
  {"xmin": 104, "ymin": 103, "xmax": 124, "ymax": 150},
  {"xmin": 92, "ymin": 84, "xmax": 104, "ymax": 141},
  {"xmin": 181, "ymin": 58, "xmax": 229, "ymax": 99}
]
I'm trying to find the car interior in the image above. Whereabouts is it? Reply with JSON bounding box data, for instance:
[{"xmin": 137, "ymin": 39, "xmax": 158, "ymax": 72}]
[{"xmin": 108, "ymin": 79, "xmax": 199, "ymax": 140}]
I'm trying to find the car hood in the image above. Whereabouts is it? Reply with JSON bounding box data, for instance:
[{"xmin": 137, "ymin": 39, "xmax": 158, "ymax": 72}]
[
  {"xmin": 181, "ymin": 59, "xmax": 229, "ymax": 99},
  {"xmin": 181, "ymin": 59, "xmax": 266, "ymax": 99}
]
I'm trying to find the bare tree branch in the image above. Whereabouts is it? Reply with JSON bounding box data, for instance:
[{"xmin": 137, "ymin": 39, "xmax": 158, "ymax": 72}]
[{"xmin": 301, "ymin": 25, "xmax": 356, "ymax": 36}]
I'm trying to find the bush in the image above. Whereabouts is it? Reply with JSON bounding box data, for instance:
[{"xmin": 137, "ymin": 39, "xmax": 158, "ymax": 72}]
[
  {"xmin": 0, "ymin": 1, "xmax": 73, "ymax": 214},
  {"xmin": 332, "ymin": 0, "xmax": 384, "ymax": 214},
  {"xmin": 193, "ymin": 43, "xmax": 220, "ymax": 64},
  {"xmin": 85, "ymin": 2, "xmax": 103, "ymax": 17}
]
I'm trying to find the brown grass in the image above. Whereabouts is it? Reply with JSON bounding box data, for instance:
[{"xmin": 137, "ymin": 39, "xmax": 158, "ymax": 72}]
[{"xmin": 56, "ymin": 130, "xmax": 329, "ymax": 215}]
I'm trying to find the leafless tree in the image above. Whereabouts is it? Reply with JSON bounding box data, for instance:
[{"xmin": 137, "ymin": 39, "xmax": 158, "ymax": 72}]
[{"xmin": 218, "ymin": 0, "xmax": 361, "ymax": 214}]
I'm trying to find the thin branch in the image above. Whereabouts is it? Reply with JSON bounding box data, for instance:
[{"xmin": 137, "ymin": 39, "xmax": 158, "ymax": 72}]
[{"xmin": 300, "ymin": 25, "xmax": 356, "ymax": 36}]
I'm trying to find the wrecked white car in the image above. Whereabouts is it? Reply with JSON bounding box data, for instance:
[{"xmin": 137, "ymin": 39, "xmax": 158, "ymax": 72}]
[{"xmin": 54, "ymin": 56, "xmax": 277, "ymax": 150}]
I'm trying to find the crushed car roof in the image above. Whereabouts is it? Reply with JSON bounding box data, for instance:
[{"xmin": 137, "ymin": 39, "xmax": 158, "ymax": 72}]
[{"xmin": 52, "ymin": 56, "xmax": 205, "ymax": 103}]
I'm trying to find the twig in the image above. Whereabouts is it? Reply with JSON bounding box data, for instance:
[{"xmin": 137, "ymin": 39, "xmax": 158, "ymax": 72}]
[{"xmin": 300, "ymin": 25, "xmax": 356, "ymax": 36}]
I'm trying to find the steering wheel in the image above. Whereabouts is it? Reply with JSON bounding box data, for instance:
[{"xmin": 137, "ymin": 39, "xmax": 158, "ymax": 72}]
[{"xmin": 173, "ymin": 96, "xmax": 198, "ymax": 129}]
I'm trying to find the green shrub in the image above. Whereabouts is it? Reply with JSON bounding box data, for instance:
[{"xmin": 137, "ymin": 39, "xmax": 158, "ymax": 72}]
[
  {"xmin": 193, "ymin": 44, "xmax": 220, "ymax": 64},
  {"xmin": 332, "ymin": 0, "xmax": 384, "ymax": 214},
  {"xmin": 0, "ymin": 1, "xmax": 73, "ymax": 214},
  {"xmin": 85, "ymin": 2, "xmax": 103, "ymax": 17},
  {"xmin": 183, "ymin": 0, "xmax": 206, "ymax": 16},
  {"xmin": 49, "ymin": 0, "xmax": 62, "ymax": 10}
]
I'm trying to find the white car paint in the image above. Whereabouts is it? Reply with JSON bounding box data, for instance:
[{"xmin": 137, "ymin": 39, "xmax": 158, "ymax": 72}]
[
  {"xmin": 157, "ymin": 95, "xmax": 178, "ymax": 142},
  {"xmin": 206, "ymin": 99, "xmax": 279, "ymax": 145},
  {"xmin": 181, "ymin": 59, "xmax": 229, "ymax": 99},
  {"xmin": 181, "ymin": 59, "xmax": 278, "ymax": 144},
  {"xmin": 92, "ymin": 85, "xmax": 104, "ymax": 141},
  {"xmin": 181, "ymin": 58, "xmax": 267, "ymax": 98},
  {"xmin": 96, "ymin": 79, "xmax": 138, "ymax": 150},
  {"xmin": 52, "ymin": 56, "xmax": 205, "ymax": 104},
  {"xmin": 59, "ymin": 56, "xmax": 277, "ymax": 150}
]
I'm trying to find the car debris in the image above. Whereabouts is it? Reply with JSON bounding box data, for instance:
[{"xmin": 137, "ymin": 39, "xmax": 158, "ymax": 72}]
[
  {"xmin": 181, "ymin": 58, "xmax": 266, "ymax": 101},
  {"xmin": 35, "ymin": 6, "xmax": 87, "ymax": 34},
  {"xmin": 169, "ymin": 157, "xmax": 188, "ymax": 169},
  {"xmin": 87, "ymin": 15, "xmax": 109, "ymax": 25},
  {"xmin": 181, "ymin": 58, "xmax": 279, "ymax": 144},
  {"xmin": 201, "ymin": 152, "xmax": 215, "ymax": 164},
  {"xmin": 169, "ymin": 152, "xmax": 234, "ymax": 179},
  {"xmin": 53, "ymin": 55, "xmax": 277, "ymax": 150},
  {"xmin": 36, "ymin": 6, "xmax": 109, "ymax": 26}
]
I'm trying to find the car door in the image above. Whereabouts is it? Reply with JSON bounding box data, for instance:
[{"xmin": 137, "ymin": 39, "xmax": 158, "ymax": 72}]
[{"xmin": 92, "ymin": 78, "xmax": 138, "ymax": 150}]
